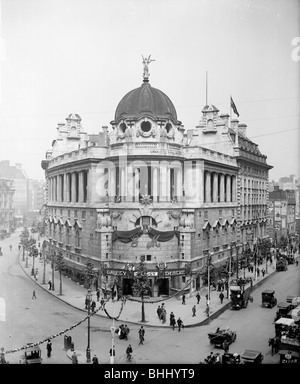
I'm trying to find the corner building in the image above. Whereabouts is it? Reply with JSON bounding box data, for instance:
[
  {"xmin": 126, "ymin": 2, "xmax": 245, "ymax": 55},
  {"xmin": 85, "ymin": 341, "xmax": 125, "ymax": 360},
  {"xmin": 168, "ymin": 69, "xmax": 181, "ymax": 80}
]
[{"xmin": 42, "ymin": 69, "xmax": 271, "ymax": 297}]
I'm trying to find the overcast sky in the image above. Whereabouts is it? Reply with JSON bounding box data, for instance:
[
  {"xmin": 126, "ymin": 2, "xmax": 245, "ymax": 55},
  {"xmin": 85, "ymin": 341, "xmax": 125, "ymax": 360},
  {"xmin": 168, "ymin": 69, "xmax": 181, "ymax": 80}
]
[{"xmin": 0, "ymin": 0, "xmax": 299, "ymax": 181}]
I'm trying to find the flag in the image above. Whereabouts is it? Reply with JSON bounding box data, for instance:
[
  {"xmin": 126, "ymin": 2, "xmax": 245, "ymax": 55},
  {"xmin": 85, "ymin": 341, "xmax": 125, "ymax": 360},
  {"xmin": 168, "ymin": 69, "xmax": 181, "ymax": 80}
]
[
  {"xmin": 111, "ymin": 281, "xmax": 118, "ymax": 302},
  {"xmin": 230, "ymin": 96, "xmax": 239, "ymax": 117}
]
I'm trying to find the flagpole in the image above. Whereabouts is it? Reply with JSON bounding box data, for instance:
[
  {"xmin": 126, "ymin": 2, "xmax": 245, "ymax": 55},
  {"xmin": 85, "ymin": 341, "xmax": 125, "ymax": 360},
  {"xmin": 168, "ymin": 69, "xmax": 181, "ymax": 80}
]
[
  {"xmin": 230, "ymin": 95, "xmax": 232, "ymax": 127},
  {"xmin": 206, "ymin": 71, "xmax": 208, "ymax": 105}
]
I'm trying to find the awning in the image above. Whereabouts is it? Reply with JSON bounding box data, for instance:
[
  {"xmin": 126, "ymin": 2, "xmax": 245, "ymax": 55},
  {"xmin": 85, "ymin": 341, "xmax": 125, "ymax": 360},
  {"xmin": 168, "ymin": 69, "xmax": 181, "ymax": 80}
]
[
  {"xmin": 53, "ymin": 217, "xmax": 58, "ymax": 225},
  {"xmin": 57, "ymin": 218, "xmax": 64, "ymax": 226},
  {"xmin": 221, "ymin": 219, "xmax": 229, "ymax": 227},
  {"xmin": 202, "ymin": 221, "xmax": 211, "ymax": 230},
  {"xmin": 230, "ymin": 218, "xmax": 237, "ymax": 226},
  {"xmin": 275, "ymin": 318, "xmax": 295, "ymax": 326},
  {"xmin": 48, "ymin": 216, "xmax": 53, "ymax": 223}
]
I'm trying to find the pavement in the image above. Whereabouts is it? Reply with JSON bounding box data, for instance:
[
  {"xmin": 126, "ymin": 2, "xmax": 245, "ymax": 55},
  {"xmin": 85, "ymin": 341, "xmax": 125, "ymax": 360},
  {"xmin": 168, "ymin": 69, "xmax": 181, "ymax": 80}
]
[{"xmin": 14, "ymin": 235, "xmax": 291, "ymax": 363}]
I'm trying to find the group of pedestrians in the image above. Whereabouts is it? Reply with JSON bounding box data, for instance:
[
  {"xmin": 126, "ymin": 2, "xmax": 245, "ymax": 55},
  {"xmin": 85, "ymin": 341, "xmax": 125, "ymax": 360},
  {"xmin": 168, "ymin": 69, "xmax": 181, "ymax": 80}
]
[{"xmin": 156, "ymin": 303, "xmax": 167, "ymax": 323}]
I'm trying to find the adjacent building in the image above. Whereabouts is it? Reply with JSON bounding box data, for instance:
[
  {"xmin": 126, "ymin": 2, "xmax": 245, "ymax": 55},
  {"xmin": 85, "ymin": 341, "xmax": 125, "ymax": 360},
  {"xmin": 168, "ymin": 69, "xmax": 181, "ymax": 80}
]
[
  {"xmin": 0, "ymin": 160, "xmax": 29, "ymax": 215},
  {"xmin": 0, "ymin": 178, "xmax": 15, "ymax": 235},
  {"xmin": 41, "ymin": 65, "xmax": 272, "ymax": 296}
]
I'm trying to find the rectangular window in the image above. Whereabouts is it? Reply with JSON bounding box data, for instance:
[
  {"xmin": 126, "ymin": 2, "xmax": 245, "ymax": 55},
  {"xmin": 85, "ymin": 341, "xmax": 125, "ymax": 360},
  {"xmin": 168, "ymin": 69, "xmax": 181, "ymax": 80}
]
[
  {"xmin": 146, "ymin": 255, "xmax": 151, "ymax": 261},
  {"xmin": 204, "ymin": 211, "xmax": 208, "ymax": 220},
  {"xmin": 90, "ymin": 210, "xmax": 94, "ymax": 217},
  {"xmin": 181, "ymin": 253, "xmax": 185, "ymax": 259},
  {"xmin": 219, "ymin": 210, "xmax": 222, "ymax": 218},
  {"xmin": 74, "ymin": 210, "xmax": 78, "ymax": 219},
  {"xmin": 82, "ymin": 211, "xmax": 86, "ymax": 220},
  {"xmin": 106, "ymin": 253, "xmax": 108, "ymax": 259},
  {"xmin": 68, "ymin": 210, "xmax": 71, "ymax": 218}
]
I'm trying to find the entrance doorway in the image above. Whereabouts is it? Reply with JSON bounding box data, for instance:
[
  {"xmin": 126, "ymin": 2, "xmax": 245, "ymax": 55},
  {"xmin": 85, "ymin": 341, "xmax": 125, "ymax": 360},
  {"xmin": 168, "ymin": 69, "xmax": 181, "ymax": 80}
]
[
  {"xmin": 123, "ymin": 278, "xmax": 134, "ymax": 296},
  {"xmin": 157, "ymin": 278, "xmax": 169, "ymax": 296}
]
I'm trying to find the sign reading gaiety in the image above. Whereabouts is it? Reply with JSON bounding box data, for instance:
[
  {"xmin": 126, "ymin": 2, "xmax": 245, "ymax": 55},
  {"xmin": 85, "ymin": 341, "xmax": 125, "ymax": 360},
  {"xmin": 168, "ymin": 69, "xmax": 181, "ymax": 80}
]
[{"xmin": 105, "ymin": 269, "xmax": 186, "ymax": 277}]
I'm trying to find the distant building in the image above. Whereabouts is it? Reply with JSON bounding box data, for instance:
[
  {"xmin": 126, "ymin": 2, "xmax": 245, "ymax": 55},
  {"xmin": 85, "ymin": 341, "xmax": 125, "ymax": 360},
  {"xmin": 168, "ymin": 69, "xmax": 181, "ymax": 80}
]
[
  {"xmin": 269, "ymin": 186, "xmax": 296, "ymax": 240},
  {"xmin": 0, "ymin": 161, "xmax": 29, "ymax": 215},
  {"xmin": 0, "ymin": 178, "xmax": 15, "ymax": 234},
  {"xmin": 28, "ymin": 180, "xmax": 46, "ymax": 212}
]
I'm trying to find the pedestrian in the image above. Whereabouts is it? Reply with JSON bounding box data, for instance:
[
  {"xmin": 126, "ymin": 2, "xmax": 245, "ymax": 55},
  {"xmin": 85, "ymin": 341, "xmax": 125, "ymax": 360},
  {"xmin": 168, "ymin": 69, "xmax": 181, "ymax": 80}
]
[
  {"xmin": 157, "ymin": 305, "xmax": 162, "ymax": 319},
  {"xmin": 219, "ymin": 291, "xmax": 224, "ymax": 304},
  {"xmin": 182, "ymin": 294, "xmax": 186, "ymax": 305},
  {"xmin": 274, "ymin": 336, "xmax": 280, "ymax": 353},
  {"xmin": 170, "ymin": 312, "xmax": 176, "ymax": 330},
  {"xmin": 72, "ymin": 351, "xmax": 78, "ymax": 364},
  {"xmin": 32, "ymin": 290, "xmax": 37, "ymax": 299},
  {"xmin": 269, "ymin": 337, "xmax": 275, "ymax": 356},
  {"xmin": 109, "ymin": 346, "xmax": 116, "ymax": 357},
  {"xmin": 85, "ymin": 296, "xmax": 90, "ymax": 309},
  {"xmin": 96, "ymin": 288, "xmax": 100, "ymax": 302},
  {"xmin": 48, "ymin": 280, "xmax": 52, "ymax": 290},
  {"xmin": 257, "ymin": 267, "xmax": 260, "ymax": 277},
  {"xmin": 261, "ymin": 268, "xmax": 265, "ymax": 277},
  {"xmin": 223, "ymin": 340, "xmax": 229, "ymax": 353},
  {"xmin": 205, "ymin": 293, "xmax": 209, "ymax": 304},
  {"xmin": 100, "ymin": 297, "xmax": 105, "ymax": 310},
  {"xmin": 91, "ymin": 300, "xmax": 96, "ymax": 312},
  {"xmin": 92, "ymin": 354, "xmax": 99, "ymax": 364},
  {"xmin": 177, "ymin": 317, "xmax": 183, "ymax": 332},
  {"xmin": 138, "ymin": 326, "xmax": 145, "ymax": 345},
  {"xmin": 192, "ymin": 305, "xmax": 196, "ymax": 317},
  {"xmin": 46, "ymin": 339, "xmax": 52, "ymax": 358},
  {"xmin": 249, "ymin": 277, "xmax": 253, "ymax": 289},
  {"xmin": 196, "ymin": 292, "xmax": 201, "ymax": 304}
]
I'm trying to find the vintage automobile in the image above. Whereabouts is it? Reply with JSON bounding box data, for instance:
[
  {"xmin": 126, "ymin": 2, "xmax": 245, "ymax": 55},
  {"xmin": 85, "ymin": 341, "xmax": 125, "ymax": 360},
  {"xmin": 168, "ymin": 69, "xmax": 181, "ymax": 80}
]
[
  {"xmin": 261, "ymin": 290, "xmax": 277, "ymax": 308},
  {"xmin": 230, "ymin": 284, "xmax": 252, "ymax": 310},
  {"xmin": 208, "ymin": 327, "xmax": 237, "ymax": 348},
  {"xmin": 19, "ymin": 345, "xmax": 42, "ymax": 364},
  {"xmin": 240, "ymin": 349, "xmax": 264, "ymax": 364},
  {"xmin": 276, "ymin": 257, "xmax": 288, "ymax": 271},
  {"xmin": 274, "ymin": 302, "xmax": 294, "ymax": 322},
  {"xmin": 221, "ymin": 352, "xmax": 241, "ymax": 364}
]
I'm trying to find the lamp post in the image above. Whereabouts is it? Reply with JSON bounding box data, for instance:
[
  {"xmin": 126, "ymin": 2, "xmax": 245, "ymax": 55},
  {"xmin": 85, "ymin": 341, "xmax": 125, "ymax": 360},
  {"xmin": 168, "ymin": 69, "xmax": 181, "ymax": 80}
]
[
  {"xmin": 86, "ymin": 288, "xmax": 92, "ymax": 363},
  {"xmin": 51, "ymin": 250, "xmax": 55, "ymax": 291},
  {"xmin": 235, "ymin": 244, "xmax": 239, "ymax": 279}
]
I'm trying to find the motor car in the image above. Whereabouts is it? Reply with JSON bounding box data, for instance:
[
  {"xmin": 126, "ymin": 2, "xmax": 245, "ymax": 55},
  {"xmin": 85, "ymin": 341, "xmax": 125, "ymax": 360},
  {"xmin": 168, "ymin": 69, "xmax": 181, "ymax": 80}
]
[
  {"xmin": 240, "ymin": 349, "xmax": 263, "ymax": 364},
  {"xmin": 261, "ymin": 289, "xmax": 277, "ymax": 308},
  {"xmin": 19, "ymin": 345, "xmax": 42, "ymax": 364},
  {"xmin": 274, "ymin": 302, "xmax": 294, "ymax": 322},
  {"xmin": 208, "ymin": 328, "xmax": 237, "ymax": 348}
]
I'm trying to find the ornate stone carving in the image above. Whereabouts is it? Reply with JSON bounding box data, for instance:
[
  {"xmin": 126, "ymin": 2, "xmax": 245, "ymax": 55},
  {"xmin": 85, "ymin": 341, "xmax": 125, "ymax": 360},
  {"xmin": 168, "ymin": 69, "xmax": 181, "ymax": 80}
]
[
  {"xmin": 167, "ymin": 210, "xmax": 182, "ymax": 220},
  {"xmin": 110, "ymin": 211, "xmax": 124, "ymax": 220}
]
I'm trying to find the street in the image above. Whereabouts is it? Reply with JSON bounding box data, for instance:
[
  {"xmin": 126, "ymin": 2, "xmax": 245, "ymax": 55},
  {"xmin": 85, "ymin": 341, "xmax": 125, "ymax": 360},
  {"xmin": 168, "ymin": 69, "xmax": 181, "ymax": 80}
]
[{"xmin": 1, "ymin": 229, "xmax": 299, "ymax": 364}]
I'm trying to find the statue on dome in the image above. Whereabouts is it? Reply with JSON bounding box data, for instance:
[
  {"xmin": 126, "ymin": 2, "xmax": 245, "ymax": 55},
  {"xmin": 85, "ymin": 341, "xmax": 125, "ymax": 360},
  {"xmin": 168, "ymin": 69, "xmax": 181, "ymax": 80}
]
[{"xmin": 142, "ymin": 55, "xmax": 155, "ymax": 80}]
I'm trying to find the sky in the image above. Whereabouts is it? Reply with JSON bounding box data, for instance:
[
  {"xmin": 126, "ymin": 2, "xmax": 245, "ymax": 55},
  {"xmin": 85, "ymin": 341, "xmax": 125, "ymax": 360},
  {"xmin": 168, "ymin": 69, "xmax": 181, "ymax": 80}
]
[{"xmin": 0, "ymin": 0, "xmax": 299, "ymax": 182}]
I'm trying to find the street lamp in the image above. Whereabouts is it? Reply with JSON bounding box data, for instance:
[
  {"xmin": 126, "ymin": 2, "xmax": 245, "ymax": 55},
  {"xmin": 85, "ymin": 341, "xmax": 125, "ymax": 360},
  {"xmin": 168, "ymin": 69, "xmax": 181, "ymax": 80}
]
[
  {"xmin": 51, "ymin": 250, "xmax": 55, "ymax": 291},
  {"xmin": 86, "ymin": 288, "xmax": 92, "ymax": 363}
]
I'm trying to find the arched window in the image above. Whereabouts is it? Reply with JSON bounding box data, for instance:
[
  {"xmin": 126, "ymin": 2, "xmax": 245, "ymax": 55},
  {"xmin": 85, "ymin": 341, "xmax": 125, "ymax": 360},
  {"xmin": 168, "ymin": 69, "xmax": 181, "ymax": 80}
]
[
  {"xmin": 66, "ymin": 228, "xmax": 71, "ymax": 245},
  {"xmin": 135, "ymin": 216, "xmax": 157, "ymax": 228},
  {"xmin": 75, "ymin": 230, "xmax": 81, "ymax": 248}
]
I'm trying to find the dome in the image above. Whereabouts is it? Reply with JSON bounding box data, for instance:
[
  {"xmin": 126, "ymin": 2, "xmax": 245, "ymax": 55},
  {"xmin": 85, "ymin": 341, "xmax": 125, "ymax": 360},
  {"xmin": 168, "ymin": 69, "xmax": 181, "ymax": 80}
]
[{"xmin": 113, "ymin": 81, "xmax": 179, "ymax": 124}]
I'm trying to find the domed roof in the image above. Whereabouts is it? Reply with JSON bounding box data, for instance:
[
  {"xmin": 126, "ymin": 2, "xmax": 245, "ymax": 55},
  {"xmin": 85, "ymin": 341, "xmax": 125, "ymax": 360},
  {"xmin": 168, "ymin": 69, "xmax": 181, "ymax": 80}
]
[{"xmin": 113, "ymin": 81, "xmax": 179, "ymax": 124}]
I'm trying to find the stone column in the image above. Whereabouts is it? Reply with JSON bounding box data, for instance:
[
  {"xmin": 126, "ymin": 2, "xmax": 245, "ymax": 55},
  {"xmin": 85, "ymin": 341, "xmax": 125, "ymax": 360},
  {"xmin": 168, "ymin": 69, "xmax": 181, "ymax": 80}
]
[
  {"xmin": 71, "ymin": 172, "xmax": 77, "ymax": 202},
  {"xmin": 231, "ymin": 176, "xmax": 236, "ymax": 202},
  {"xmin": 205, "ymin": 171, "xmax": 211, "ymax": 203},
  {"xmin": 176, "ymin": 166, "xmax": 182, "ymax": 200},
  {"xmin": 78, "ymin": 171, "xmax": 84, "ymax": 202},
  {"xmin": 213, "ymin": 173, "xmax": 218, "ymax": 202},
  {"xmin": 160, "ymin": 162, "xmax": 168, "ymax": 202},
  {"xmin": 167, "ymin": 166, "xmax": 171, "ymax": 201},
  {"xmin": 65, "ymin": 173, "xmax": 70, "ymax": 202},
  {"xmin": 49, "ymin": 178, "xmax": 52, "ymax": 202},
  {"xmin": 120, "ymin": 166, "xmax": 126, "ymax": 199},
  {"xmin": 126, "ymin": 164, "xmax": 133, "ymax": 202},
  {"xmin": 109, "ymin": 166, "xmax": 116, "ymax": 201},
  {"xmin": 152, "ymin": 166, "xmax": 158, "ymax": 202},
  {"xmin": 134, "ymin": 168, "xmax": 140, "ymax": 202},
  {"xmin": 220, "ymin": 174, "xmax": 225, "ymax": 202},
  {"xmin": 226, "ymin": 175, "xmax": 231, "ymax": 202}
]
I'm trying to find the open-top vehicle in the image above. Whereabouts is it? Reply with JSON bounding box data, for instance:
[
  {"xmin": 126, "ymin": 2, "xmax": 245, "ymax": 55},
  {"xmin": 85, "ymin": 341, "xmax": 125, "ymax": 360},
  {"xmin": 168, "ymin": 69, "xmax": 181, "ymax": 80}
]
[
  {"xmin": 274, "ymin": 302, "xmax": 294, "ymax": 322},
  {"xmin": 208, "ymin": 327, "xmax": 237, "ymax": 348}
]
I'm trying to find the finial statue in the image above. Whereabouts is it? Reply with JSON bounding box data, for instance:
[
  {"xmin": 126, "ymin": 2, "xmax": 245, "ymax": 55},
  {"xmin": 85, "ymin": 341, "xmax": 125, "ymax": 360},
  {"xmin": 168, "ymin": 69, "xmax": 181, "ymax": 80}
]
[{"xmin": 142, "ymin": 55, "xmax": 155, "ymax": 80}]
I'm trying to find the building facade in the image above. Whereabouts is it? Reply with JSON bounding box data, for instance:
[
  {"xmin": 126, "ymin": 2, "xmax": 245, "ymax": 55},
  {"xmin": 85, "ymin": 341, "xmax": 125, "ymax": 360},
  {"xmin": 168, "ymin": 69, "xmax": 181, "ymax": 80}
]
[
  {"xmin": 0, "ymin": 161, "xmax": 29, "ymax": 215},
  {"xmin": 41, "ymin": 66, "xmax": 272, "ymax": 297},
  {"xmin": 0, "ymin": 178, "xmax": 15, "ymax": 235}
]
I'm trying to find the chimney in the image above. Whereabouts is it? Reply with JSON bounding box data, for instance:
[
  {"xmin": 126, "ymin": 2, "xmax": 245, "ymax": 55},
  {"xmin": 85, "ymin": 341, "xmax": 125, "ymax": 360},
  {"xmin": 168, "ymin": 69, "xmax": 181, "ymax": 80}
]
[
  {"xmin": 102, "ymin": 126, "xmax": 108, "ymax": 146},
  {"xmin": 238, "ymin": 123, "xmax": 247, "ymax": 137}
]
